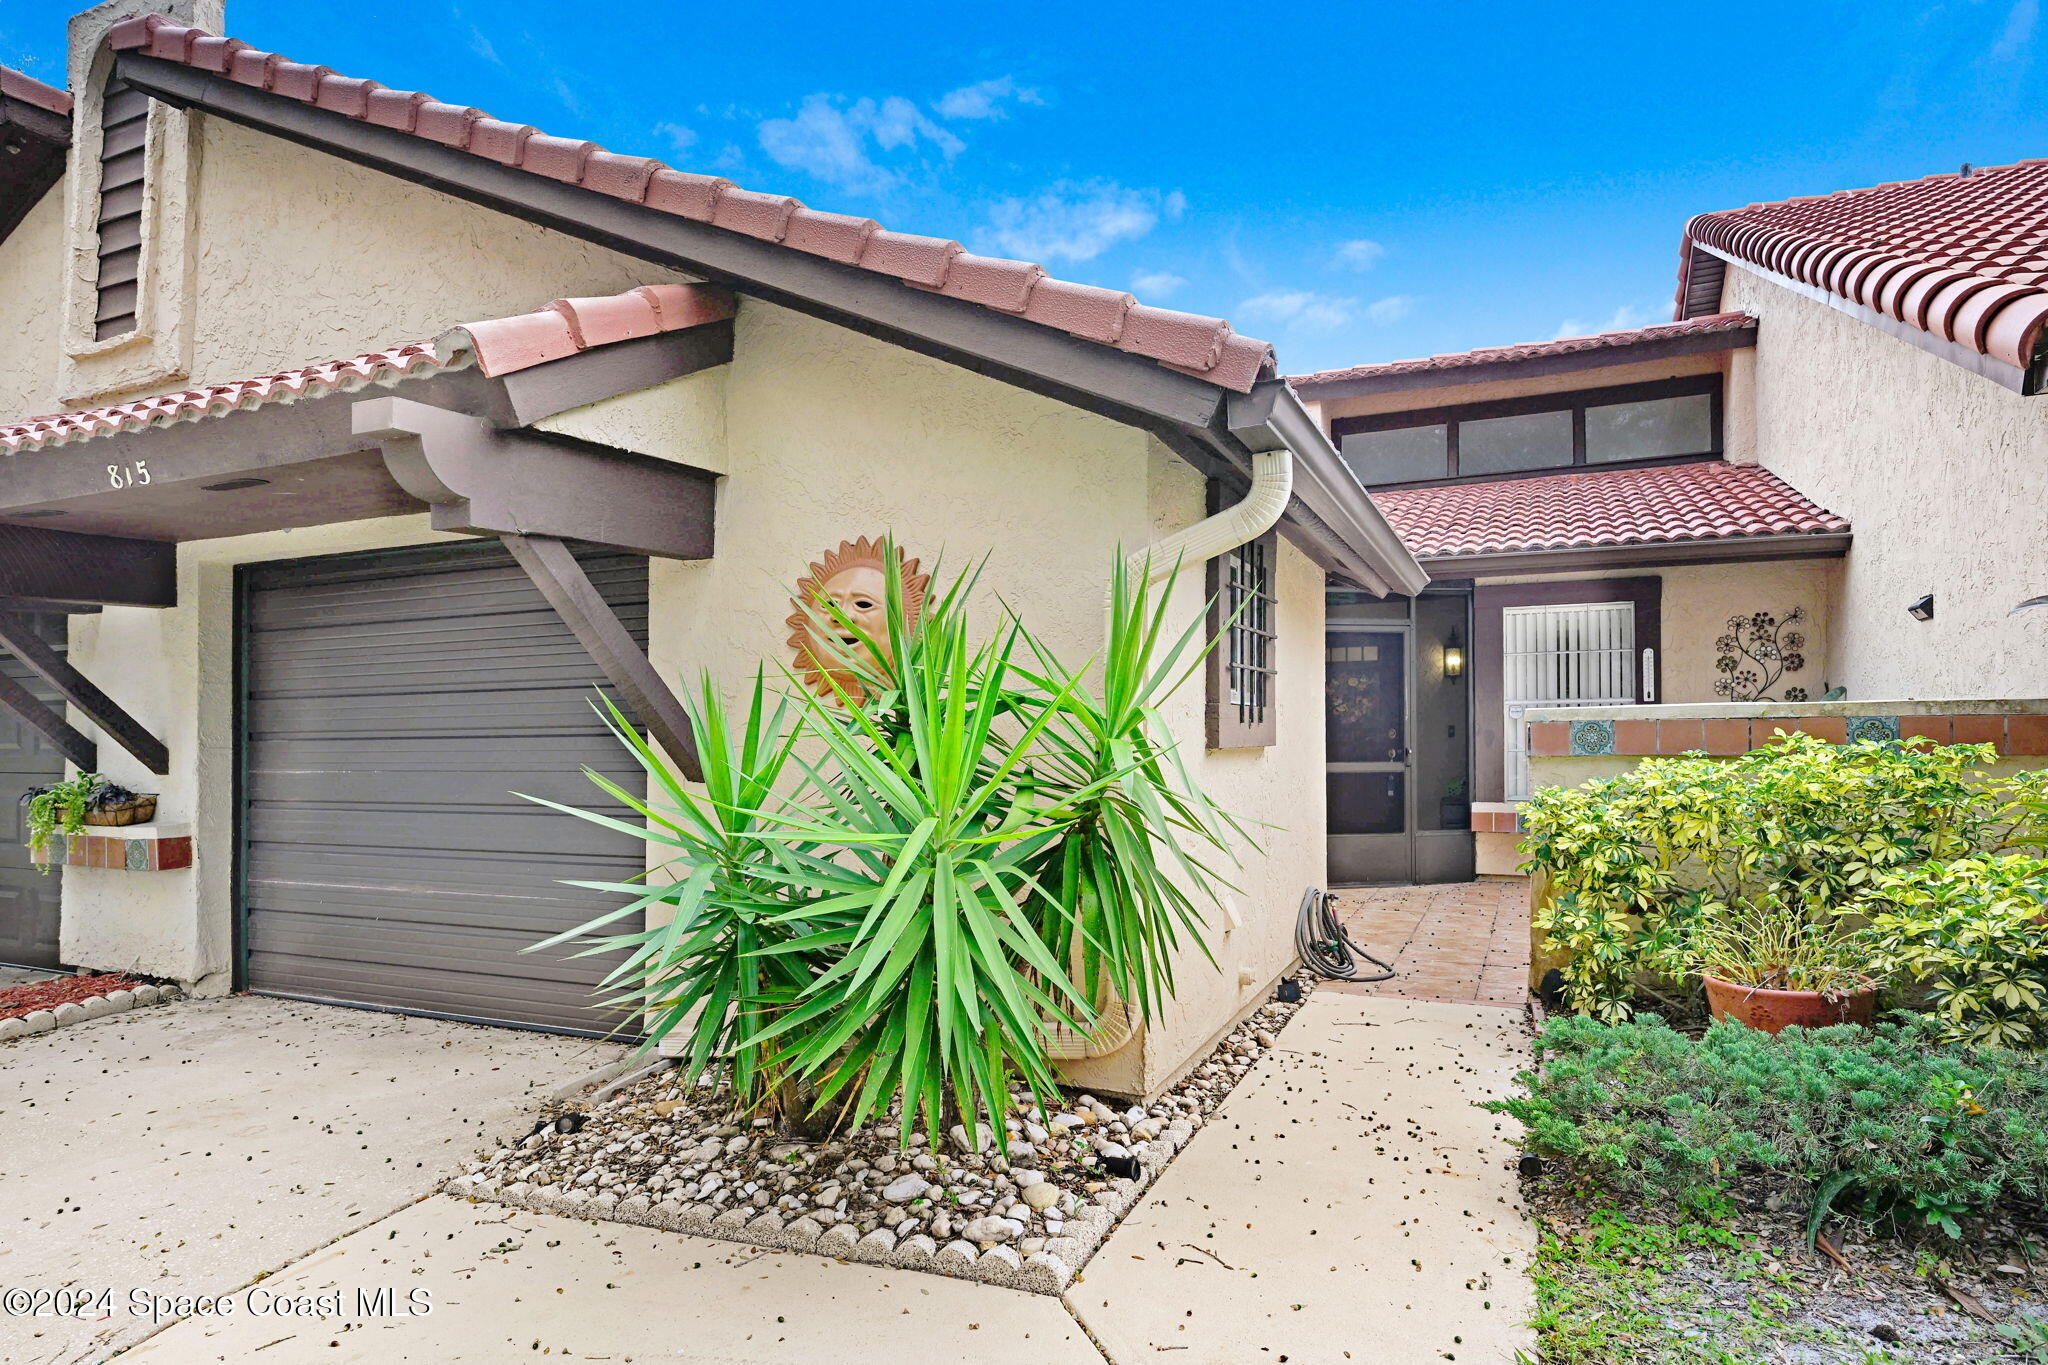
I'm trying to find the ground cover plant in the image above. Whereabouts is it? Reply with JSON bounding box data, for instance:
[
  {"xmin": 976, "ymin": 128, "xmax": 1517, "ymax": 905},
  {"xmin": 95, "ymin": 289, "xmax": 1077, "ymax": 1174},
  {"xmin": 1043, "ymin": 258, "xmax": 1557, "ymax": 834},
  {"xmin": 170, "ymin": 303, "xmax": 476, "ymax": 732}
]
[{"xmin": 529, "ymin": 552, "xmax": 1242, "ymax": 1144}]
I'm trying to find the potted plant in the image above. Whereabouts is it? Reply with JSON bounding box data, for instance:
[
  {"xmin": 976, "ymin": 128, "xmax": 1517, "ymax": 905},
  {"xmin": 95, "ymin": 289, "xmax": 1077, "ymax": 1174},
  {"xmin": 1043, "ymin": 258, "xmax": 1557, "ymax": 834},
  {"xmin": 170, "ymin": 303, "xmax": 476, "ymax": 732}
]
[
  {"xmin": 22, "ymin": 773, "xmax": 158, "ymax": 869},
  {"xmin": 1439, "ymin": 778, "xmax": 1470, "ymax": 830},
  {"xmin": 1679, "ymin": 898, "xmax": 1878, "ymax": 1033}
]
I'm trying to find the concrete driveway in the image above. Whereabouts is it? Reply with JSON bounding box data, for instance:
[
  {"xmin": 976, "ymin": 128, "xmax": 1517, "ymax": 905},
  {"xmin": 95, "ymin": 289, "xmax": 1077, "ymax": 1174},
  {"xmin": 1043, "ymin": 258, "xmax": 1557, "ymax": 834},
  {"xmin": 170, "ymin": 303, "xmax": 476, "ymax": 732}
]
[{"xmin": 0, "ymin": 994, "xmax": 620, "ymax": 1365}]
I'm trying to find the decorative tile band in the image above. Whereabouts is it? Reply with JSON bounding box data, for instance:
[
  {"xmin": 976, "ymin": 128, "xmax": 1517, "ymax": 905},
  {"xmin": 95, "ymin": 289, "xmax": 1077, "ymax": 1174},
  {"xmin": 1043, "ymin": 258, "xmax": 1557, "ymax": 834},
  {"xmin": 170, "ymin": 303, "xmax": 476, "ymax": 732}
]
[
  {"xmin": 33, "ymin": 832, "xmax": 193, "ymax": 871},
  {"xmin": 1529, "ymin": 712, "xmax": 2048, "ymax": 759}
]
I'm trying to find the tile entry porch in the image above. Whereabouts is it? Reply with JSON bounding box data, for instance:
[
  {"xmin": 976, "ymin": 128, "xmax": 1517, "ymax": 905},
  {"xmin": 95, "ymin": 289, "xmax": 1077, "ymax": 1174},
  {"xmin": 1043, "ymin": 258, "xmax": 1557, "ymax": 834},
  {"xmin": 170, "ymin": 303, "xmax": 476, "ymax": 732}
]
[{"xmin": 1322, "ymin": 879, "xmax": 1530, "ymax": 1008}]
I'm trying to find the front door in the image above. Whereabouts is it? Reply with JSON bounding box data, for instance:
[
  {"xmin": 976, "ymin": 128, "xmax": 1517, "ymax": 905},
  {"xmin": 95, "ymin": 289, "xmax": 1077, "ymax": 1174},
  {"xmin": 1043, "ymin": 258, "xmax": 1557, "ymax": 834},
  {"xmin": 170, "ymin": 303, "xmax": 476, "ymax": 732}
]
[{"xmin": 1327, "ymin": 625, "xmax": 1412, "ymax": 883}]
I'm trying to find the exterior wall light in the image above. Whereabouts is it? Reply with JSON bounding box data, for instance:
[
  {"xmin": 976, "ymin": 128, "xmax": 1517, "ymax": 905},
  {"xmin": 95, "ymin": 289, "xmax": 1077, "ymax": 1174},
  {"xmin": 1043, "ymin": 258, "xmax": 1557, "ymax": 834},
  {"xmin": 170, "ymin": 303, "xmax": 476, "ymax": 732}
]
[
  {"xmin": 1443, "ymin": 633, "xmax": 1465, "ymax": 677},
  {"xmin": 1907, "ymin": 594, "xmax": 1935, "ymax": 622}
]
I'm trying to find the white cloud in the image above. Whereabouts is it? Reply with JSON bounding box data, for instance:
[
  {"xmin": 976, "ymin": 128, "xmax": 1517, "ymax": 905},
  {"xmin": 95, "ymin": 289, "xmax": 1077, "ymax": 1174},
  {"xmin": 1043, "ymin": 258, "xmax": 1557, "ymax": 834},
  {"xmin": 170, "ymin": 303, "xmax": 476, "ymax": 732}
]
[
  {"xmin": 1992, "ymin": 0, "xmax": 2039, "ymax": 62},
  {"xmin": 653, "ymin": 121, "xmax": 698, "ymax": 157},
  {"xmin": 1131, "ymin": 269, "xmax": 1187, "ymax": 298},
  {"xmin": 983, "ymin": 182, "xmax": 1185, "ymax": 263},
  {"xmin": 935, "ymin": 76, "xmax": 1044, "ymax": 120},
  {"xmin": 1552, "ymin": 301, "xmax": 1656, "ymax": 340},
  {"xmin": 758, "ymin": 94, "xmax": 964, "ymax": 193},
  {"xmin": 1334, "ymin": 239, "xmax": 1387, "ymax": 271},
  {"xmin": 1239, "ymin": 290, "xmax": 1357, "ymax": 332},
  {"xmin": 1365, "ymin": 295, "xmax": 1414, "ymax": 324}
]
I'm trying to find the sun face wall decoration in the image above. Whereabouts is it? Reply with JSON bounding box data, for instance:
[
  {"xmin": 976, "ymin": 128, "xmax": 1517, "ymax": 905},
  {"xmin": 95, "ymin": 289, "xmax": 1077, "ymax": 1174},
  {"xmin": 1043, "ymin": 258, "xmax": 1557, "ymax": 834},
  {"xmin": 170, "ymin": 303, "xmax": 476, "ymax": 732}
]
[{"xmin": 785, "ymin": 537, "xmax": 929, "ymax": 702}]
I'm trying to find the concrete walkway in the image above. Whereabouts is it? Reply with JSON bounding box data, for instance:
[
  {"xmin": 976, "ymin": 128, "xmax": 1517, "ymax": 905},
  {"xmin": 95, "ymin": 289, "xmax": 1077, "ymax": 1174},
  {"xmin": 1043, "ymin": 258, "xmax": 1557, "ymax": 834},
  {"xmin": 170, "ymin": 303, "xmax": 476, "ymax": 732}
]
[
  {"xmin": 122, "ymin": 1195, "xmax": 1103, "ymax": 1364},
  {"xmin": 72, "ymin": 990, "xmax": 1534, "ymax": 1365},
  {"xmin": 1072, "ymin": 992, "xmax": 1535, "ymax": 1363},
  {"xmin": 0, "ymin": 995, "xmax": 619, "ymax": 1365}
]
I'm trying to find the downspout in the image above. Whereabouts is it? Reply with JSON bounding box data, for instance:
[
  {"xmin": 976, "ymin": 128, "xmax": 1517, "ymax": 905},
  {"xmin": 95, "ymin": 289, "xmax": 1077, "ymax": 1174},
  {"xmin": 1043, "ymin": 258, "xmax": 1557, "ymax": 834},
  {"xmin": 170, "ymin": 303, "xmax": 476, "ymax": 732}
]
[
  {"xmin": 1052, "ymin": 446, "xmax": 1292, "ymax": 1065},
  {"xmin": 1125, "ymin": 447, "xmax": 1294, "ymax": 584}
]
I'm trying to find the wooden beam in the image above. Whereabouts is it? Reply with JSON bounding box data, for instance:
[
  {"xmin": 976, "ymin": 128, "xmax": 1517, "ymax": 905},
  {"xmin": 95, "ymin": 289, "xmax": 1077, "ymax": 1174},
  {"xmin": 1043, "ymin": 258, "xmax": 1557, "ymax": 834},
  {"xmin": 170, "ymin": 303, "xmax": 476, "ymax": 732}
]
[
  {"xmin": 499, "ymin": 533, "xmax": 701, "ymax": 781},
  {"xmin": 0, "ymin": 524, "xmax": 175, "ymax": 607},
  {"xmin": 0, "ymin": 613, "xmax": 169, "ymax": 773},
  {"xmin": 0, "ymin": 669, "xmax": 97, "ymax": 772},
  {"xmin": 354, "ymin": 396, "xmax": 715, "ymax": 561}
]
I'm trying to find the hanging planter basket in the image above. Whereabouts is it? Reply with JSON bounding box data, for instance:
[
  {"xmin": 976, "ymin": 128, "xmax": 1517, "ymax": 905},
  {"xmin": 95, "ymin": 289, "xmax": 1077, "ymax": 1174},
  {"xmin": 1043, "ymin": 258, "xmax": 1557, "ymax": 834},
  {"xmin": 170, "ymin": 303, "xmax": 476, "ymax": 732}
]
[{"xmin": 81, "ymin": 794, "xmax": 158, "ymax": 827}]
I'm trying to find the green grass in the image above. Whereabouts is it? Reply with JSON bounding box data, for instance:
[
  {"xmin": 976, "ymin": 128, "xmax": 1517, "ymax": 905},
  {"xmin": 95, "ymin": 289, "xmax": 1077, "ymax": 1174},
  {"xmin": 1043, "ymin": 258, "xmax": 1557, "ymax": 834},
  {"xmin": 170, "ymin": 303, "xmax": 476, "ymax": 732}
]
[{"xmin": 1520, "ymin": 1203, "xmax": 1898, "ymax": 1365}]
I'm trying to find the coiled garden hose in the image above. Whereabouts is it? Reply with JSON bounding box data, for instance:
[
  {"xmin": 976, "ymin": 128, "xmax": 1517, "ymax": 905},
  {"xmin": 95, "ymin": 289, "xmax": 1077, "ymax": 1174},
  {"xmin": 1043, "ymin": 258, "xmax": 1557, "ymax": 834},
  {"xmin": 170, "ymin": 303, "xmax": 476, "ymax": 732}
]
[{"xmin": 1295, "ymin": 886, "xmax": 1395, "ymax": 982}]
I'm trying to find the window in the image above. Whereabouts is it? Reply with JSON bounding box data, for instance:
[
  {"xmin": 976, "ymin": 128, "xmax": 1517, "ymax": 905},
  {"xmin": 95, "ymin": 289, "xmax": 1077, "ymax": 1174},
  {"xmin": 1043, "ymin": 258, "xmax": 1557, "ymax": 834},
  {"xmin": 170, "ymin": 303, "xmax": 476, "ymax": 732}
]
[
  {"xmin": 1500, "ymin": 601, "xmax": 1636, "ymax": 799},
  {"xmin": 1585, "ymin": 392, "xmax": 1713, "ymax": 463},
  {"xmin": 1208, "ymin": 528, "xmax": 1278, "ymax": 748},
  {"xmin": 1340, "ymin": 424, "xmax": 1446, "ymax": 483},
  {"xmin": 1331, "ymin": 375, "xmax": 1722, "ymax": 488},
  {"xmin": 1459, "ymin": 410, "xmax": 1573, "ymax": 475}
]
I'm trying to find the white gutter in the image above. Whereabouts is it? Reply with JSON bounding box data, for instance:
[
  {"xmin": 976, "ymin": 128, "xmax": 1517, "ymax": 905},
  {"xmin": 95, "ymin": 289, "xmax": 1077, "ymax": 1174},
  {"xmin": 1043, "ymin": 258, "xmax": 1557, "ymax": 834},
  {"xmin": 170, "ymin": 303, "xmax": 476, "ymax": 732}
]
[{"xmin": 1126, "ymin": 447, "xmax": 1293, "ymax": 583}]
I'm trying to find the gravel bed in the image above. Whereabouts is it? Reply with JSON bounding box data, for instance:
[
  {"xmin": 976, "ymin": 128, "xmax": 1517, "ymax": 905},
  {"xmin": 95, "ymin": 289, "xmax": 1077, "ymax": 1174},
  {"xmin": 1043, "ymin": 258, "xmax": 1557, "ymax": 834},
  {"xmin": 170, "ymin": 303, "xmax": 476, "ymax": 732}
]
[
  {"xmin": 0, "ymin": 975, "xmax": 181, "ymax": 1039},
  {"xmin": 448, "ymin": 978, "xmax": 1313, "ymax": 1293}
]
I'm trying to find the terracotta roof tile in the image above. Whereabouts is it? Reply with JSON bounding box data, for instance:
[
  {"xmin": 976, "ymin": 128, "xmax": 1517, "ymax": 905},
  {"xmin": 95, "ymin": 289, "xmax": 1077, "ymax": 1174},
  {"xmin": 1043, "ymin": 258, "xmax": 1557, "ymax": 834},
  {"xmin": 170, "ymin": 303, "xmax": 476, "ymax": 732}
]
[
  {"xmin": 0, "ymin": 65, "xmax": 72, "ymax": 117},
  {"xmin": 104, "ymin": 14, "xmax": 1275, "ymax": 392},
  {"xmin": 1678, "ymin": 159, "xmax": 2048, "ymax": 370},
  {"xmin": 0, "ymin": 282, "xmax": 733, "ymax": 453},
  {"xmin": 1370, "ymin": 461, "xmax": 1848, "ymax": 560},
  {"xmin": 1288, "ymin": 314, "xmax": 1756, "ymax": 391}
]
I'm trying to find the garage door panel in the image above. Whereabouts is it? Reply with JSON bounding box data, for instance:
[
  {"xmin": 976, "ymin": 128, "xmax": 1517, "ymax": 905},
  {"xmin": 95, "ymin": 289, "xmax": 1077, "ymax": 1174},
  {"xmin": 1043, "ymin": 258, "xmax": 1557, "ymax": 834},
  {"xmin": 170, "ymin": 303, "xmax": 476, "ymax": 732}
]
[
  {"xmin": 244, "ymin": 762, "xmax": 627, "ymax": 809},
  {"xmin": 241, "ymin": 543, "xmax": 650, "ymax": 1033},
  {"xmin": 247, "ymin": 689, "xmax": 630, "ymax": 740},
  {"xmin": 242, "ymin": 950, "xmax": 639, "ymax": 1033}
]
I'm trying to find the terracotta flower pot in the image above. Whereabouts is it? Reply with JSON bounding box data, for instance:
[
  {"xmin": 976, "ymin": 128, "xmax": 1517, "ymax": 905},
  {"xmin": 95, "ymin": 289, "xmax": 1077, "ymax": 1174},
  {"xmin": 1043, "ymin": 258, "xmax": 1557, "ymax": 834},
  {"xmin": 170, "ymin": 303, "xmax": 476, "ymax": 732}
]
[{"xmin": 1702, "ymin": 974, "xmax": 1877, "ymax": 1034}]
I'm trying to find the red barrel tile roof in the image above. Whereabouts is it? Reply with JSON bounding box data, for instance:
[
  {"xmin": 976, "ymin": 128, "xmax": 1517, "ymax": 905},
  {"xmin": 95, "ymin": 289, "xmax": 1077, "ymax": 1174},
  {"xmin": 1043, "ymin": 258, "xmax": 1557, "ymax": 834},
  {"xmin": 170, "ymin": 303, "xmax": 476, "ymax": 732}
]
[
  {"xmin": 1370, "ymin": 461, "xmax": 1848, "ymax": 560},
  {"xmin": 105, "ymin": 15, "xmax": 1274, "ymax": 392},
  {"xmin": 1288, "ymin": 313, "xmax": 1755, "ymax": 391},
  {"xmin": 0, "ymin": 283, "xmax": 727, "ymax": 453},
  {"xmin": 0, "ymin": 65, "xmax": 72, "ymax": 116},
  {"xmin": 1678, "ymin": 158, "xmax": 2048, "ymax": 372}
]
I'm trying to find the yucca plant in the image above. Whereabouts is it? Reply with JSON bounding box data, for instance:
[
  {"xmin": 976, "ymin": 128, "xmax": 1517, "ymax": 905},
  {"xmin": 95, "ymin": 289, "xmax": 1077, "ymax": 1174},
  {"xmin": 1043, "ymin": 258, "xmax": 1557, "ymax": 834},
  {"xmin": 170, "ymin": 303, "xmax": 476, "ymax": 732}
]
[{"xmin": 529, "ymin": 548, "xmax": 1246, "ymax": 1145}]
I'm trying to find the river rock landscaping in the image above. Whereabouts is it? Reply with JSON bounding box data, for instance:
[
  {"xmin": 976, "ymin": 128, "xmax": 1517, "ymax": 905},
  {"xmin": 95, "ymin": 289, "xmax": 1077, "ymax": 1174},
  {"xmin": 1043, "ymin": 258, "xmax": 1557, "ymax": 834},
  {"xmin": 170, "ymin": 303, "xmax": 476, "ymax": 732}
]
[
  {"xmin": 447, "ymin": 978, "xmax": 1310, "ymax": 1293},
  {"xmin": 0, "ymin": 972, "xmax": 181, "ymax": 1040}
]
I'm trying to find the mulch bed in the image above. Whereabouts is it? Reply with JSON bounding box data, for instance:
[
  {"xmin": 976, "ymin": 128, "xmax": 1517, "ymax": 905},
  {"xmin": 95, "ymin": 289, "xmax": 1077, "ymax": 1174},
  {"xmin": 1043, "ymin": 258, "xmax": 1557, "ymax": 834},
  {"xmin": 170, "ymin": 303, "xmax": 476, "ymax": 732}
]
[
  {"xmin": 0, "ymin": 973, "xmax": 142, "ymax": 1021},
  {"xmin": 1527, "ymin": 1168, "xmax": 2048, "ymax": 1363}
]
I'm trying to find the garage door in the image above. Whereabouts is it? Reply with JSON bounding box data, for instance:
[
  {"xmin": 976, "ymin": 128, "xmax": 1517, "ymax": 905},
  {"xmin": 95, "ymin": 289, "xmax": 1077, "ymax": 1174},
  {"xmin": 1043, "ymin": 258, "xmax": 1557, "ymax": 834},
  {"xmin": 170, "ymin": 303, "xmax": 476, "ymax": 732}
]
[
  {"xmin": 240, "ymin": 542, "xmax": 648, "ymax": 1034},
  {"xmin": 0, "ymin": 616, "xmax": 70, "ymax": 970}
]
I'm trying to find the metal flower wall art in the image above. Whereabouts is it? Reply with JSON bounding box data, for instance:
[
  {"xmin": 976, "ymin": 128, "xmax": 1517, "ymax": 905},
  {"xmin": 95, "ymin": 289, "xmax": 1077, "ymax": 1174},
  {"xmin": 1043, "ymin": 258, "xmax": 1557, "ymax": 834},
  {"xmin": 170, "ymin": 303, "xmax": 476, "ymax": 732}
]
[
  {"xmin": 786, "ymin": 537, "xmax": 929, "ymax": 703},
  {"xmin": 1714, "ymin": 607, "xmax": 1810, "ymax": 702}
]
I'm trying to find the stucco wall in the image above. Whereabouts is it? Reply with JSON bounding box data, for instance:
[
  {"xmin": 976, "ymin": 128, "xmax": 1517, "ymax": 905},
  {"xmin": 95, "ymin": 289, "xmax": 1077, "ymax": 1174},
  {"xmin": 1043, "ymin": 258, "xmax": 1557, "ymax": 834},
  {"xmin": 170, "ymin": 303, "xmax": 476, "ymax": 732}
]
[
  {"xmin": 1, "ymin": 117, "xmax": 682, "ymax": 422},
  {"xmin": 644, "ymin": 302, "xmax": 1326, "ymax": 1098},
  {"xmin": 1724, "ymin": 264, "xmax": 2048, "ymax": 697},
  {"xmin": 0, "ymin": 183, "xmax": 71, "ymax": 419}
]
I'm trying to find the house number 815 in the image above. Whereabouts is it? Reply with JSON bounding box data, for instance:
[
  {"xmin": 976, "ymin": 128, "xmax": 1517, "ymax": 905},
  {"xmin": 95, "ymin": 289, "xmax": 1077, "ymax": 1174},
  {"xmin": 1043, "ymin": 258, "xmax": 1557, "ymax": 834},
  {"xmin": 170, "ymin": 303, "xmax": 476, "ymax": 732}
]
[{"xmin": 107, "ymin": 460, "xmax": 151, "ymax": 489}]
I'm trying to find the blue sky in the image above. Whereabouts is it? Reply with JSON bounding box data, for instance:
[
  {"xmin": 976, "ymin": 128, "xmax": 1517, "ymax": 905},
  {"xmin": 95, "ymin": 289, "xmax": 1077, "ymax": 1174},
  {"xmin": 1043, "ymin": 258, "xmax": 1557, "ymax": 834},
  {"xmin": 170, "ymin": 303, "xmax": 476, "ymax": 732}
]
[{"xmin": 5, "ymin": 0, "xmax": 2043, "ymax": 374}]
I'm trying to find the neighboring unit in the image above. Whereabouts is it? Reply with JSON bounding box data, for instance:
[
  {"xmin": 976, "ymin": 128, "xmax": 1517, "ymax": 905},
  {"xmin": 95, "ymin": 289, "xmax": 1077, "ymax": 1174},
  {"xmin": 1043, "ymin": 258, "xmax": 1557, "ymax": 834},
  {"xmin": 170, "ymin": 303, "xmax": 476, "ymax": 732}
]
[{"xmin": 1295, "ymin": 162, "xmax": 2047, "ymax": 879}]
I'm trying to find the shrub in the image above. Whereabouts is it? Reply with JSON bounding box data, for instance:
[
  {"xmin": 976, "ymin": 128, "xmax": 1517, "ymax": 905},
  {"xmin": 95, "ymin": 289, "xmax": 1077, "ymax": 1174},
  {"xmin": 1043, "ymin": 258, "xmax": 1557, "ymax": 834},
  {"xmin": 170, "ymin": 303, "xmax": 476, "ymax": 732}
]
[
  {"xmin": 1488, "ymin": 1013, "xmax": 2048, "ymax": 1236},
  {"xmin": 529, "ymin": 554, "xmax": 1242, "ymax": 1141},
  {"xmin": 1858, "ymin": 853, "xmax": 2048, "ymax": 1047},
  {"xmin": 1522, "ymin": 732, "xmax": 2048, "ymax": 1019}
]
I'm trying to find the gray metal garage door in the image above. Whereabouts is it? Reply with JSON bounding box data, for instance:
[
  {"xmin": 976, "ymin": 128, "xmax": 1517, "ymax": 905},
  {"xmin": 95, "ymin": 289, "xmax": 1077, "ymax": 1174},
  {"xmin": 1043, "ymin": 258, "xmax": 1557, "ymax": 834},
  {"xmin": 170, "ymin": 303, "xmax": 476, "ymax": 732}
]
[
  {"xmin": 239, "ymin": 542, "xmax": 648, "ymax": 1034},
  {"xmin": 0, "ymin": 615, "xmax": 70, "ymax": 970}
]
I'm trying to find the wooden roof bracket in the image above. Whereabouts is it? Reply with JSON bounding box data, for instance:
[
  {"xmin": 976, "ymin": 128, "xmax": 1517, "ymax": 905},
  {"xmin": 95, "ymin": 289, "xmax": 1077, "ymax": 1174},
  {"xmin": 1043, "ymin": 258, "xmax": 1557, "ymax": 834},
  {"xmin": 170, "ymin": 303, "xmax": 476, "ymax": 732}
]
[
  {"xmin": 350, "ymin": 395, "xmax": 706, "ymax": 780},
  {"xmin": 0, "ymin": 612, "xmax": 167, "ymax": 774}
]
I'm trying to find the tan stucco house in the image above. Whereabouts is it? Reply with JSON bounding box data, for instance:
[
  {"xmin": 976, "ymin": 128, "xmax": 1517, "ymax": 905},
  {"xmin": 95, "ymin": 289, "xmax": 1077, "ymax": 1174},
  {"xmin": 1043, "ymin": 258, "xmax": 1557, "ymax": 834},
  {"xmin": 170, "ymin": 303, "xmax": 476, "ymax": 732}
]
[
  {"xmin": 0, "ymin": 2, "xmax": 1429, "ymax": 1099},
  {"xmin": 1295, "ymin": 159, "xmax": 2048, "ymax": 881}
]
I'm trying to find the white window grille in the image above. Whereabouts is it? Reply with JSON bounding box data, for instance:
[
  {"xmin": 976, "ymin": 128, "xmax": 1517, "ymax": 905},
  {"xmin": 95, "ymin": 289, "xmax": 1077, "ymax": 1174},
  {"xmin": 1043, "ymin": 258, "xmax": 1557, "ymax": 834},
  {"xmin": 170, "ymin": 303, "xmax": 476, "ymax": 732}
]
[{"xmin": 1503, "ymin": 601, "xmax": 1636, "ymax": 799}]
